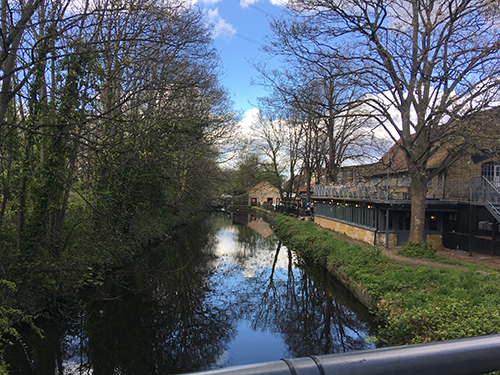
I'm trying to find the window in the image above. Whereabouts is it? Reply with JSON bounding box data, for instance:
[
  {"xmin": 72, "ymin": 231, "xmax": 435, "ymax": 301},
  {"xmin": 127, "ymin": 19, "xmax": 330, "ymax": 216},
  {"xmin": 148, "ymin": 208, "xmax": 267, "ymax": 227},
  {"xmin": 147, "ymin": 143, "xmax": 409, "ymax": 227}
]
[
  {"xmin": 429, "ymin": 213, "xmax": 438, "ymax": 231},
  {"xmin": 483, "ymin": 162, "xmax": 500, "ymax": 188},
  {"xmin": 315, "ymin": 202, "xmax": 376, "ymax": 229},
  {"xmin": 399, "ymin": 211, "xmax": 411, "ymax": 230}
]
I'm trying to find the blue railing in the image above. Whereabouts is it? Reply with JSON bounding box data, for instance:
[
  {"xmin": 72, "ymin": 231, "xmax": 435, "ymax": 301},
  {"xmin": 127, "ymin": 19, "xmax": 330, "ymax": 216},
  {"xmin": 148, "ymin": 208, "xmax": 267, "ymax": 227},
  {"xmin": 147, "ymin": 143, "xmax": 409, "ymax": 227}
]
[{"xmin": 185, "ymin": 334, "xmax": 500, "ymax": 375}]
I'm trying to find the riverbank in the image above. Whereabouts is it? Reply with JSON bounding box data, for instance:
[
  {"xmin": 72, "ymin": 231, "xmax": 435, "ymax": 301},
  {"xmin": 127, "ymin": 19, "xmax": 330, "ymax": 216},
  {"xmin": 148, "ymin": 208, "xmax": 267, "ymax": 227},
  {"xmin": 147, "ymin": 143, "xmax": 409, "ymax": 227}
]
[{"xmin": 271, "ymin": 214, "xmax": 500, "ymax": 346}]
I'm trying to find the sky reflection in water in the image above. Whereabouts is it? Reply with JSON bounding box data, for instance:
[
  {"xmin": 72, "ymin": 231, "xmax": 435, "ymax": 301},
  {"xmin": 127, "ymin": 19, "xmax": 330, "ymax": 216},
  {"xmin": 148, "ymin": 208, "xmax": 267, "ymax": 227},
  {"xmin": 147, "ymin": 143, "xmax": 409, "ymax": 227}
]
[
  {"xmin": 206, "ymin": 212, "xmax": 375, "ymax": 368},
  {"xmin": 4, "ymin": 212, "xmax": 375, "ymax": 374}
]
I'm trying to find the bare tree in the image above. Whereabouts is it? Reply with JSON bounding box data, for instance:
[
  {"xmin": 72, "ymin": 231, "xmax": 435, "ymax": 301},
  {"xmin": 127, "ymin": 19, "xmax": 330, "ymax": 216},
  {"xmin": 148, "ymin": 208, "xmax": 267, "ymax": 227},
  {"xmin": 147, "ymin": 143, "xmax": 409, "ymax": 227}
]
[
  {"xmin": 284, "ymin": 115, "xmax": 304, "ymax": 199},
  {"xmin": 251, "ymin": 110, "xmax": 287, "ymax": 199},
  {"xmin": 0, "ymin": 0, "xmax": 44, "ymax": 130},
  {"xmin": 279, "ymin": 0, "xmax": 500, "ymax": 243},
  {"xmin": 255, "ymin": 46, "xmax": 386, "ymax": 186}
]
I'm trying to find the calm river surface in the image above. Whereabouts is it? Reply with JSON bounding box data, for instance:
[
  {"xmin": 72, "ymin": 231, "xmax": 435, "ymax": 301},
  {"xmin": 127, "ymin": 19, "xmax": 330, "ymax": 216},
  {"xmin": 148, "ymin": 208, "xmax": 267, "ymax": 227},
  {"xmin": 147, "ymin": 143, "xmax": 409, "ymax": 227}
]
[{"xmin": 5, "ymin": 211, "xmax": 376, "ymax": 374}]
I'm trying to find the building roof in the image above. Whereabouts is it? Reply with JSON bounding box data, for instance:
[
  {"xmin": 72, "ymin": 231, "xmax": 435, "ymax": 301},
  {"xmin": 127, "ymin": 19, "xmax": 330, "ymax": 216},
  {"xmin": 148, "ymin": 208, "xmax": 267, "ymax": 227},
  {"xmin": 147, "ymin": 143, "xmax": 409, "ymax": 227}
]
[
  {"xmin": 364, "ymin": 107, "xmax": 500, "ymax": 177},
  {"xmin": 366, "ymin": 142, "xmax": 448, "ymax": 177},
  {"xmin": 246, "ymin": 181, "xmax": 278, "ymax": 194}
]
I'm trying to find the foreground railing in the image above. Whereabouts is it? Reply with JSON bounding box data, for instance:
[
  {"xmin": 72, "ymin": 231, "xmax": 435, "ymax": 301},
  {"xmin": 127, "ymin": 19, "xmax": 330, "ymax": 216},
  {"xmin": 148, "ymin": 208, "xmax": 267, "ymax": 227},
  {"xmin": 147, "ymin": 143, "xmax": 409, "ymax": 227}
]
[{"xmin": 186, "ymin": 334, "xmax": 500, "ymax": 375}]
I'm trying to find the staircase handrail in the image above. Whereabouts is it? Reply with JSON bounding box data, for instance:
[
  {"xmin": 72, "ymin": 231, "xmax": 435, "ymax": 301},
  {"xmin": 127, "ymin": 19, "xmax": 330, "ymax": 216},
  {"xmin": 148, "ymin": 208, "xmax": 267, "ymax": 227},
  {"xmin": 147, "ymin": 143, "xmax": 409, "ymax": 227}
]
[{"xmin": 482, "ymin": 176, "xmax": 500, "ymax": 204}]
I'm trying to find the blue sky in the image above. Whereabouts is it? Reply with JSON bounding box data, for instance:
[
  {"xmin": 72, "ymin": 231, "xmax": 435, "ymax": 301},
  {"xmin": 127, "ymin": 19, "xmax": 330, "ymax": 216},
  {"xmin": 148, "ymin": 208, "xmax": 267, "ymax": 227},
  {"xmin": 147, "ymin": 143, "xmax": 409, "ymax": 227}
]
[{"xmin": 194, "ymin": 0, "xmax": 289, "ymax": 117}]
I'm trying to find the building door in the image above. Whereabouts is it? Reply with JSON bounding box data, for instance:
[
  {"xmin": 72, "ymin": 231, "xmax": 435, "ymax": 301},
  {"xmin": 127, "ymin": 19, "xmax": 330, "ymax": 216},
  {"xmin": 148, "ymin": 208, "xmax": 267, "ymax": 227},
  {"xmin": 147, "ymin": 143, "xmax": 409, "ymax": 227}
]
[
  {"xmin": 495, "ymin": 165, "xmax": 500, "ymax": 188},
  {"xmin": 397, "ymin": 211, "xmax": 411, "ymax": 246}
]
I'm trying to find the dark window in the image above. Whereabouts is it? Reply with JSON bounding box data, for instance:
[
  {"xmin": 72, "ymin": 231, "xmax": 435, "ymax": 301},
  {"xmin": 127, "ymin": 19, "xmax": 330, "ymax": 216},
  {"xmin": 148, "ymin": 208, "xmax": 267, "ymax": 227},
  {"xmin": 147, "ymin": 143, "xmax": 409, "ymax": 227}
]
[{"xmin": 399, "ymin": 212, "xmax": 411, "ymax": 230}]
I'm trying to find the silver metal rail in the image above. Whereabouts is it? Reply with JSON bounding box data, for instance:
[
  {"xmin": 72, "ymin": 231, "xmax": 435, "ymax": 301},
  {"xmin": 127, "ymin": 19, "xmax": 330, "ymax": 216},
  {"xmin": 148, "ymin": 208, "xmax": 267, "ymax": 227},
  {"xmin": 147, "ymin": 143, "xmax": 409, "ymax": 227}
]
[
  {"xmin": 313, "ymin": 183, "xmax": 410, "ymax": 201},
  {"xmin": 470, "ymin": 176, "xmax": 500, "ymax": 203},
  {"xmin": 186, "ymin": 334, "xmax": 500, "ymax": 375}
]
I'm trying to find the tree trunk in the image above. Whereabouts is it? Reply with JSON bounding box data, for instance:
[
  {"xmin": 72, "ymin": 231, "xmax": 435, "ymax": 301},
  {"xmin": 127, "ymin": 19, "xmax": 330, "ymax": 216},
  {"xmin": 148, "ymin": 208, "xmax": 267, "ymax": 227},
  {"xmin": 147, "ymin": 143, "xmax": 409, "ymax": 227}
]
[
  {"xmin": 408, "ymin": 168, "xmax": 427, "ymax": 244},
  {"xmin": 17, "ymin": 139, "xmax": 31, "ymax": 249},
  {"xmin": 287, "ymin": 166, "xmax": 295, "ymax": 198},
  {"xmin": 305, "ymin": 165, "xmax": 312, "ymax": 203},
  {"xmin": 326, "ymin": 121, "xmax": 337, "ymax": 184}
]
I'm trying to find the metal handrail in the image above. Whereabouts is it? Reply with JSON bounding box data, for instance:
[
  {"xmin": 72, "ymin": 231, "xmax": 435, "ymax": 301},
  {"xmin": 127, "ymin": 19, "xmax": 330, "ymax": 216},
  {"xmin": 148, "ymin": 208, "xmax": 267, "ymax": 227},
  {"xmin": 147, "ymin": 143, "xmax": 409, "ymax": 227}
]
[
  {"xmin": 487, "ymin": 201, "xmax": 500, "ymax": 220},
  {"xmin": 313, "ymin": 183, "xmax": 410, "ymax": 201},
  {"xmin": 314, "ymin": 178, "xmax": 474, "ymax": 202},
  {"xmin": 483, "ymin": 176, "xmax": 500, "ymax": 204},
  {"xmin": 471, "ymin": 177, "xmax": 500, "ymax": 203},
  {"xmin": 185, "ymin": 334, "xmax": 500, "ymax": 375}
]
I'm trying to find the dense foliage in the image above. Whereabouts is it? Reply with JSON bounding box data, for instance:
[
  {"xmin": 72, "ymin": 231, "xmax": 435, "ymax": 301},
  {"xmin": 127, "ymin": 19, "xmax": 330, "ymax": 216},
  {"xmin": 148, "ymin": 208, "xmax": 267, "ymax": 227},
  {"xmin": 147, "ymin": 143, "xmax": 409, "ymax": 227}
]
[
  {"xmin": 272, "ymin": 215, "xmax": 500, "ymax": 346},
  {"xmin": 0, "ymin": 0, "xmax": 235, "ymax": 370}
]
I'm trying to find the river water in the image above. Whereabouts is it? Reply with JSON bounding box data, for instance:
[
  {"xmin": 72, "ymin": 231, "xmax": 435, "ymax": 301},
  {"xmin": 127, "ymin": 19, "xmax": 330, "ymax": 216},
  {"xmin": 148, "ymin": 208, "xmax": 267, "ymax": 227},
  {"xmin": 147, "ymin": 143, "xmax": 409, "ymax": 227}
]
[{"xmin": 5, "ymin": 211, "xmax": 376, "ymax": 374}]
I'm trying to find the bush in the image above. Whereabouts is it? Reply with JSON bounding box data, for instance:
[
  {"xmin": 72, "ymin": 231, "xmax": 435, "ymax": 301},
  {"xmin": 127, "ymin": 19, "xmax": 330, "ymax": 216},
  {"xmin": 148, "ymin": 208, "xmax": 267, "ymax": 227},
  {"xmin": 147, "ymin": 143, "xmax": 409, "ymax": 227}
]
[
  {"xmin": 398, "ymin": 241, "xmax": 437, "ymax": 258},
  {"xmin": 377, "ymin": 297, "xmax": 500, "ymax": 345}
]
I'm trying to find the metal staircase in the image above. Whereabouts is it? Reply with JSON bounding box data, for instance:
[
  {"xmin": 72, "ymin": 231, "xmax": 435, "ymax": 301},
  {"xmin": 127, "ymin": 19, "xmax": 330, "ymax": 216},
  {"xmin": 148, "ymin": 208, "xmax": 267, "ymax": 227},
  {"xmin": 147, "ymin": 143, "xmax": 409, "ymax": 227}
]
[
  {"xmin": 472, "ymin": 177, "xmax": 500, "ymax": 224},
  {"xmin": 487, "ymin": 201, "xmax": 500, "ymax": 224}
]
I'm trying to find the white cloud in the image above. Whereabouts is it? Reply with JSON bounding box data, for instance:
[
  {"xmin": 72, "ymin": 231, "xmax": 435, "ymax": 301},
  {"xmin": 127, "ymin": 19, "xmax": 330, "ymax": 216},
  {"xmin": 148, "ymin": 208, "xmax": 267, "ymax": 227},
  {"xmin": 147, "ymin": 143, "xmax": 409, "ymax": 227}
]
[
  {"xmin": 199, "ymin": 0, "xmax": 222, "ymax": 4},
  {"xmin": 207, "ymin": 8, "xmax": 236, "ymax": 38},
  {"xmin": 240, "ymin": 0, "xmax": 258, "ymax": 8},
  {"xmin": 217, "ymin": 109, "xmax": 260, "ymax": 167},
  {"xmin": 240, "ymin": 0, "xmax": 288, "ymax": 9},
  {"xmin": 269, "ymin": 0, "xmax": 288, "ymax": 6},
  {"xmin": 238, "ymin": 108, "xmax": 260, "ymax": 136}
]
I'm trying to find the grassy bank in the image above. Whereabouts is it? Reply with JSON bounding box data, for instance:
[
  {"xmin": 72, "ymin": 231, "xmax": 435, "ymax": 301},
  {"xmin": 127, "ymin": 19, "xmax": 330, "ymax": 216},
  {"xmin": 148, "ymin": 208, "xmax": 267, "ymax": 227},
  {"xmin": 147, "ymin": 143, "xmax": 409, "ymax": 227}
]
[{"xmin": 272, "ymin": 215, "xmax": 500, "ymax": 346}]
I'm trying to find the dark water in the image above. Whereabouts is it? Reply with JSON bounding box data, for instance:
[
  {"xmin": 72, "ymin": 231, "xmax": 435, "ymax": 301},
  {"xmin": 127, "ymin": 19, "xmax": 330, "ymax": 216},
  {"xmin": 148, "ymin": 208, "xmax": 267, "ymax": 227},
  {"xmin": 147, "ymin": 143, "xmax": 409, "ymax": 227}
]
[{"xmin": 5, "ymin": 211, "xmax": 376, "ymax": 374}]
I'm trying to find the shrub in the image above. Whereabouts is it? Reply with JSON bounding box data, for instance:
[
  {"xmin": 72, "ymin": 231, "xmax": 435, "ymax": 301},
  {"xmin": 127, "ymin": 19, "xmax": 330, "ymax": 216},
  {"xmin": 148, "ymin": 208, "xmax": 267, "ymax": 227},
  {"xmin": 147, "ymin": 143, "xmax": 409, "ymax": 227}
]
[
  {"xmin": 398, "ymin": 241, "xmax": 437, "ymax": 258},
  {"xmin": 377, "ymin": 297, "xmax": 500, "ymax": 345}
]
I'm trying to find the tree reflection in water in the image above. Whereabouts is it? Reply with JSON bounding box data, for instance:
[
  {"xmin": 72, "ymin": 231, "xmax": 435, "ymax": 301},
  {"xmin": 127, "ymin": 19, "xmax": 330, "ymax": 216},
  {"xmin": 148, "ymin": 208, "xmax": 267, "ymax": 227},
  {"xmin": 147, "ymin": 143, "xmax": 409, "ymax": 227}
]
[
  {"xmin": 230, "ymin": 240, "xmax": 374, "ymax": 360},
  {"xmin": 4, "ymin": 212, "xmax": 375, "ymax": 374}
]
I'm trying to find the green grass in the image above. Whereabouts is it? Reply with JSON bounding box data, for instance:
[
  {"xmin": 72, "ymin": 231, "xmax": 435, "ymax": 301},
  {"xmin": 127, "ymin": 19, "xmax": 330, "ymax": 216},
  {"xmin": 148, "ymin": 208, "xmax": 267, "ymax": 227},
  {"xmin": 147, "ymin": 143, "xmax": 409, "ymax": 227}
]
[{"xmin": 272, "ymin": 215, "xmax": 500, "ymax": 346}]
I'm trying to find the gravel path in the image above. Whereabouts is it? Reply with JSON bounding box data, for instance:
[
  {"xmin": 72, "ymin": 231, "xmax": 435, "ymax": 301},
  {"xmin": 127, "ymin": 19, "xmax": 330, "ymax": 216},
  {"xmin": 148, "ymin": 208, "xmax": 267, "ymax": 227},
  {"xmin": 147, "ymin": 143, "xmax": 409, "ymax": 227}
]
[{"xmin": 319, "ymin": 226, "xmax": 500, "ymax": 271}]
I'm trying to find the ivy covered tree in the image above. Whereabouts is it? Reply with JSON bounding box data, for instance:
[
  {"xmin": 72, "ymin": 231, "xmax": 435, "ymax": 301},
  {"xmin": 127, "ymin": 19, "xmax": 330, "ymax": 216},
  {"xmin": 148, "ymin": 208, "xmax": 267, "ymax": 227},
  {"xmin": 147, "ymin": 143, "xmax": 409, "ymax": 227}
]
[{"xmin": 0, "ymin": 0, "xmax": 236, "ymax": 365}]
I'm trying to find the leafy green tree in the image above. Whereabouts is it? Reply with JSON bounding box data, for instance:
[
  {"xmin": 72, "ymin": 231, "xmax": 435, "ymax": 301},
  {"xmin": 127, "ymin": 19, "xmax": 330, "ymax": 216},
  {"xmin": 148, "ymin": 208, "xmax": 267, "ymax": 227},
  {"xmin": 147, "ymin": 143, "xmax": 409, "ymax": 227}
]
[
  {"xmin": 0, "ymin": 0, "xmax": 236, "ymax": 369},
  {"xmin": 224, "ymin": 153, "xmax": 275, "ymax": 196}
]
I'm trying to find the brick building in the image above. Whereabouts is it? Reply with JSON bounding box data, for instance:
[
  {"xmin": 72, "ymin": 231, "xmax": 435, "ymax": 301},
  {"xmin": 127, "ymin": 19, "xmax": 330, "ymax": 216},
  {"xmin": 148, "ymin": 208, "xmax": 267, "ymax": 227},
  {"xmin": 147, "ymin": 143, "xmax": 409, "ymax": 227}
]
[
  {"xmin": 312, "ymin": 112, "xmax": 500, "ymax": 254},
  {"xmin": 232, "ymin": 182, "xmax": 281, "ymax": 208}
]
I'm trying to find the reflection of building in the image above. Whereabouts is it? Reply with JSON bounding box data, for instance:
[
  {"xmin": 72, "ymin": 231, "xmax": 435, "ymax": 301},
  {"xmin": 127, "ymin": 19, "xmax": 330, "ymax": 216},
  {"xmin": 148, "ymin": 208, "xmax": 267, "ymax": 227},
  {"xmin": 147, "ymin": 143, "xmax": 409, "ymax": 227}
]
[
  {"xmin": 232, "ymin": 182, "xmax": 281, "ymax": 208},
  {"xmin": 312, "ymin": 115, "xmax": 500, "ymax": 254}
]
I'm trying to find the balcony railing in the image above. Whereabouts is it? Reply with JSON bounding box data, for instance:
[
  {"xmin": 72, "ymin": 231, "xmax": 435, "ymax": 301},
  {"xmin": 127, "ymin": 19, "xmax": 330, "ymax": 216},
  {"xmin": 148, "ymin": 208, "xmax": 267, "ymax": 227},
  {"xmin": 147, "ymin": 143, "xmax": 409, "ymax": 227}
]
[
  {"xmin": 313, "ymin": 178, "xmax": 470, "ymax": 202},
  {"xmin": 313, "ymin": 183, "xmax": 410, "ymax": 201}
]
